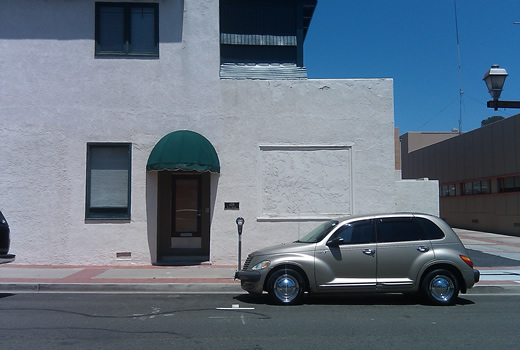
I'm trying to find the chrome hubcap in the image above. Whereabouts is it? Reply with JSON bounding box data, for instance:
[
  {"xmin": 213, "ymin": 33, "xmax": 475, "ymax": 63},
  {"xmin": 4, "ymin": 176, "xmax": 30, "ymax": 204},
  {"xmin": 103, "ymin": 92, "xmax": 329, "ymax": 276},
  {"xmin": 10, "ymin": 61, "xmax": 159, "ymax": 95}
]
[
  {"xmin": 429, "ymin": 275, "xmax": 454, "ymax": 302},
  {"xmin": 273, "ymin": 274, "xmax": 299, "ymax": 303}
]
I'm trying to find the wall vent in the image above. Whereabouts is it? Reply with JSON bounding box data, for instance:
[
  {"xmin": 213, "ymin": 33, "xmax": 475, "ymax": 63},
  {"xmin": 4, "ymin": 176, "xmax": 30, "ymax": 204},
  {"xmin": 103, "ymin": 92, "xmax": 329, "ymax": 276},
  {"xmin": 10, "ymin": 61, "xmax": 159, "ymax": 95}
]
[
  {"xmin": 472, "ymin": 219, "xmax": 479, "ymax": 224},
  {"xmin": 116, "ymin": 252, "xmax": 132, "ymax": 260}
]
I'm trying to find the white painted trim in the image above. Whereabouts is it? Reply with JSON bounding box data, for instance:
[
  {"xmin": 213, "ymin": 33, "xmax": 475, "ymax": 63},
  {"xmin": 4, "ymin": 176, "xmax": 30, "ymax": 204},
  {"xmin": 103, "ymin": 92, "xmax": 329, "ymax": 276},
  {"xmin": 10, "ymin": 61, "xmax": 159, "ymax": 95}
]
[{"xmin": 259, "ymin": 144, "xmax": 354, "ymax": 151}]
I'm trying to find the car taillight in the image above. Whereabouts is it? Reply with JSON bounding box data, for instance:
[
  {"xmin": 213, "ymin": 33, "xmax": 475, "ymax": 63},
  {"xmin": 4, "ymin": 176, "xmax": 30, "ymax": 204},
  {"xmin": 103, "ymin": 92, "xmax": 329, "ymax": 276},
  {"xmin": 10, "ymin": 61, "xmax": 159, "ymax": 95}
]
[{"xmin": 460, "ymin": 255, "xmax": 473, "ymax": 268}]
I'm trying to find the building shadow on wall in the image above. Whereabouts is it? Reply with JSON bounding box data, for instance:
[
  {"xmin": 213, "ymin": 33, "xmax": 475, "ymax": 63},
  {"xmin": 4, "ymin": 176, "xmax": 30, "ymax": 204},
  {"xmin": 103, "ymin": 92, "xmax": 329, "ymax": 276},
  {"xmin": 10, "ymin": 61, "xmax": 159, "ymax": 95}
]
[{"xmin": 1, "ymin": 0, "xmax": 184, "ymax": 43}]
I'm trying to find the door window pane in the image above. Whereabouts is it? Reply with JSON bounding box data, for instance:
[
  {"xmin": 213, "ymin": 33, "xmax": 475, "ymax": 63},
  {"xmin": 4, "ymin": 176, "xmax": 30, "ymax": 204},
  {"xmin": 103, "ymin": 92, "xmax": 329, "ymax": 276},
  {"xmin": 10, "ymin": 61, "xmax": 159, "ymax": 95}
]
[
  {"xmin": 377, "ymin": 218, "xmax": 422, "ymax": 243},
  {"xmin": 175, "ymin": 179, "xmax": 199, "ymax": 233},
  {"xmin": 333, "ymin": 220, "xmax": 374, "ymax": 245}
]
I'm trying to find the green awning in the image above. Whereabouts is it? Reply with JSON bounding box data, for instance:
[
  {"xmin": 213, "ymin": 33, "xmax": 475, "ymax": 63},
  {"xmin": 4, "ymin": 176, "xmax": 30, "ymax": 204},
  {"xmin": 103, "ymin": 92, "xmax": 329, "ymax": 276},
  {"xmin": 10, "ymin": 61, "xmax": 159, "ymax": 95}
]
[{"xmin": 146, "ymin": 130, "xmax": 220, "ymax": 173}]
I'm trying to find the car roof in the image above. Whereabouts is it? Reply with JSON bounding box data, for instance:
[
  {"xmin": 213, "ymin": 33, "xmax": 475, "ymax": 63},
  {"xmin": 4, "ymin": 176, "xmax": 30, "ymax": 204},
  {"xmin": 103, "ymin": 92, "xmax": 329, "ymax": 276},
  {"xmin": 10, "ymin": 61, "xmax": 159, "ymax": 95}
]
[{"xmin": 335, "ymin": 212, "xmax": 437, "ymax": 223}]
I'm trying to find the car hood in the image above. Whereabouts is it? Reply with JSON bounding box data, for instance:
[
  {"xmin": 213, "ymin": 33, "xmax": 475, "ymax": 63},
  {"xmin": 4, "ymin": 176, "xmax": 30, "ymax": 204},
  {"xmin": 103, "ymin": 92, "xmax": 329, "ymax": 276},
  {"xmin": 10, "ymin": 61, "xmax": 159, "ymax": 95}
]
[{"xmin": 250, "ymin": 241, "xmax": 316, "ymax": 257}]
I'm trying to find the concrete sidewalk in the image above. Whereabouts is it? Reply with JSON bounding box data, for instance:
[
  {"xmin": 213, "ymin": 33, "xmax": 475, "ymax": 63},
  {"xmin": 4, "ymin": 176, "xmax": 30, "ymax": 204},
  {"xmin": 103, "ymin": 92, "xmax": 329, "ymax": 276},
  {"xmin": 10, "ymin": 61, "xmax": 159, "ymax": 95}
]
[
  {"xmin": 0, "ymin": 228, "xmax": 519, "ymax": 294},
  {"xmin": 0, "ymin": 265, "xmax": 241, "ymax": 293}
]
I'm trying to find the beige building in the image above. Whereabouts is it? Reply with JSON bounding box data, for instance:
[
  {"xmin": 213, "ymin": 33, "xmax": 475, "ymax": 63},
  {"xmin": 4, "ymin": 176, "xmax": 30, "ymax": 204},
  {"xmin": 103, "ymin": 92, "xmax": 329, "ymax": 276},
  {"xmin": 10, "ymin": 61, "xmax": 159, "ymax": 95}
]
[
  {"xmin": 401, "ymin": 114, "xmax": 520, "ymax": 236},
  {"xmin": 1, "ymin": 0, "xmax": 439, "ymax": 266}
]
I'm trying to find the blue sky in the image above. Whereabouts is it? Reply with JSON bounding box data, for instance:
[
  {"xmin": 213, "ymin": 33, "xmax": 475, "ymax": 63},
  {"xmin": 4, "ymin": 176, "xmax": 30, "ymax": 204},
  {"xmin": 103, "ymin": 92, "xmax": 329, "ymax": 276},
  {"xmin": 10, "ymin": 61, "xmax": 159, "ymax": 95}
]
[{"xmin": 304, "ymin": 1, "xmax": 520, "ymax": 134}]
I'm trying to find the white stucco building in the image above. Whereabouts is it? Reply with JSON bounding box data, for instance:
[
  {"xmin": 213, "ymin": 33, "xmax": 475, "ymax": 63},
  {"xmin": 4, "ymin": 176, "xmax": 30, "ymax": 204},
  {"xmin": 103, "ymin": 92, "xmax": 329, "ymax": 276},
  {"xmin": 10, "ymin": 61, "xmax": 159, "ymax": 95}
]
[{"xmin": 0, "ymin": 0, "xmax": 438, "ymax": 266}]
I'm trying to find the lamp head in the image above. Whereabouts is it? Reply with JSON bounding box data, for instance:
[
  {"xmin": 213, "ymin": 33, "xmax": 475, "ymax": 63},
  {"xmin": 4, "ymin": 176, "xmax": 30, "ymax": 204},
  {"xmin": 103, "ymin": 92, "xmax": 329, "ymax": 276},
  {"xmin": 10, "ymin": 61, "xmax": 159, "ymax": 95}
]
[{"xmin": 484, "ymin": 64, "xmax": 508, "ymax": 101}]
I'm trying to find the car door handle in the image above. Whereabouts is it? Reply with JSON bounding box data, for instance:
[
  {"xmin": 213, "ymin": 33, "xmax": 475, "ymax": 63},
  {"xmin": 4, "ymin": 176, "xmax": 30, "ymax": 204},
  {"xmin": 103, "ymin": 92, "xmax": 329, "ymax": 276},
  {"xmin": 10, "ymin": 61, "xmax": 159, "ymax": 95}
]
[
  {"xmin": 363, "ymin": 249, "xmax": 375, "ymax": 256},
  {"xmin": 417, "ymin": 246, "xmax": 430, "ymax": 253}
]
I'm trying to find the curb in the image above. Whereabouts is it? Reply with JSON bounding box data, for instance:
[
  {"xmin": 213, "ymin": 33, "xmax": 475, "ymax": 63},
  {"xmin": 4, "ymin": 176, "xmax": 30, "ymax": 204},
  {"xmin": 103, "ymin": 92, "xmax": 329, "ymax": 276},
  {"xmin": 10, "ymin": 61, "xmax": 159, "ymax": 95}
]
[
  {"xmin": 1, "ymin": 282, "xmax": 519, "ymax": 295},
  {"xmin": 466, "ymin": 285, "xmax": 520, "ymax": 295},
  {"xmin": 0, "ymin": 283, "xmax": 244, "ymax": 294}
]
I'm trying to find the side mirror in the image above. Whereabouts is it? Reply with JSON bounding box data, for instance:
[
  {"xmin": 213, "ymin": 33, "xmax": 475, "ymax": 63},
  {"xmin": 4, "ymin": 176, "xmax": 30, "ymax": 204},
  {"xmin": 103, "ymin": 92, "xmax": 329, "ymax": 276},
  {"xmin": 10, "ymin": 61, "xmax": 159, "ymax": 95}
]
[{"xmin": 326, "ymin": 237, "xmax": 344, "ymax": 247}]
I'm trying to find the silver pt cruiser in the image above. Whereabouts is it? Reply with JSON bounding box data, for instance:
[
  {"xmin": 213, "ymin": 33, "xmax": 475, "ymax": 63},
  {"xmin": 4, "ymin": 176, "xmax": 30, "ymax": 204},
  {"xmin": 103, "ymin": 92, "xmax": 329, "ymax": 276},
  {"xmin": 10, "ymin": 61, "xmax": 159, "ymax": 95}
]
[{"xmin": 235, "ymin": 213, "xmax": 480, "ymax": 305}]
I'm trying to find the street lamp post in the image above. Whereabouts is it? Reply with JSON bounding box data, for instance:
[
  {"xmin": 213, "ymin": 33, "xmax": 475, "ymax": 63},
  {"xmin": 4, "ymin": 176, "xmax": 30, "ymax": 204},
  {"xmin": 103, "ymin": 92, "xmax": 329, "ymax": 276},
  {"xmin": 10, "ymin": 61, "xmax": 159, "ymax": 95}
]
[{"xmin": 484, "ymin": 64, "xmax": 520, "ymax": 110}]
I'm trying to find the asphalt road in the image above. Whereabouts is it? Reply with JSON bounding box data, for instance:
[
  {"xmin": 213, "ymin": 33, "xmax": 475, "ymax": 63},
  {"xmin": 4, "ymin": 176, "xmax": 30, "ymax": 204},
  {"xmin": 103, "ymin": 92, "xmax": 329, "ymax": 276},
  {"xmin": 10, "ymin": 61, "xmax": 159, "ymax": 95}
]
[{"xmin": 1, "ymin": 292, "xmax": 519, "ymax": 349}]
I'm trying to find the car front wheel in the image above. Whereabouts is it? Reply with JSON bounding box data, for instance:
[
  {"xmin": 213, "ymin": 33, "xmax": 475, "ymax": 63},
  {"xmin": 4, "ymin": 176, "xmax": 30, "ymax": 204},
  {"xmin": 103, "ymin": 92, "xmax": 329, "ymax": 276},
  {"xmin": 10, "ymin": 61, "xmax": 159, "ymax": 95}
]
[
  {"xmin": 267, "ymin": 268, "xmax": 305, "ymax": 305},
  {"xmin": 422, "ymin": 269, "xmax": 459, "ymax": 306}
]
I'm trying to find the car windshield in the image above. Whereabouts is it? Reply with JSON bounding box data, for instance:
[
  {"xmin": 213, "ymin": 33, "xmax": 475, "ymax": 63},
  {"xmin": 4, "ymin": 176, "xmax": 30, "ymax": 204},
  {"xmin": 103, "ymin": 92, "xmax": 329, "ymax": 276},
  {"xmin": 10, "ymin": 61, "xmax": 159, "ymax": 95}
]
[{"xmin": 297, "ymin": 220, "xmax": 340, "ymax": 243}]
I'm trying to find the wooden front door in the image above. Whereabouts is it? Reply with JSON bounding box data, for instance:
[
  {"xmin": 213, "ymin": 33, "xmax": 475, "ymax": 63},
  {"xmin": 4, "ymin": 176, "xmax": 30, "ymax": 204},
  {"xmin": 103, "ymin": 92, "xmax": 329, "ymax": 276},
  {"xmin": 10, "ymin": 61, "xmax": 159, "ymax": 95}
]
[{"xmin": 156, "ymin": 172, "xmax": 211, "ymax": 264}]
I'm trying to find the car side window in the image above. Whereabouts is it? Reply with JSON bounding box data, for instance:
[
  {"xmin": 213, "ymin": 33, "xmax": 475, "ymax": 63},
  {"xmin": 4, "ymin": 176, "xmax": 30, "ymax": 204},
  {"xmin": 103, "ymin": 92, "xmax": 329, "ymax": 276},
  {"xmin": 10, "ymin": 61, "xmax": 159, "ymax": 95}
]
[
  {"xmin": 377, "ymin": 218, "xmax": 423, "ymax": 243},
  {"xmin": 415, "ymin": 217, "xmax": 445, "ymax": 240},
  {"xmin": 333, "ymin": 220, "xmax": 374, "ymax": 245}
]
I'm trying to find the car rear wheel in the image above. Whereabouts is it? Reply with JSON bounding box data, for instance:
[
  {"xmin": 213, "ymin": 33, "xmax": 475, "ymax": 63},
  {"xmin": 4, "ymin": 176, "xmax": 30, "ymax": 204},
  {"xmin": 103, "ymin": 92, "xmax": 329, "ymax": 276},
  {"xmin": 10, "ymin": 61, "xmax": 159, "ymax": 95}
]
[
  {"xmin": 267, "ymin": 268, "xmax": 305, "ymax": 305},
  {"xmin": 422, "ymin": 269, "xmax": 459, "ymax": 306}
]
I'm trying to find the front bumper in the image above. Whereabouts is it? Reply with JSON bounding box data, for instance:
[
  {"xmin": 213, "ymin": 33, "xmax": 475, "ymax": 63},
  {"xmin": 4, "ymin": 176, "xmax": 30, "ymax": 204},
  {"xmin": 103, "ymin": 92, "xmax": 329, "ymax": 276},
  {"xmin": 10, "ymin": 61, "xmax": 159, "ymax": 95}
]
[
  {"xmin": 234, "ymin": 270, "xmax": 261, "ymax": 282},
  {"xmin": 0, "ymin": 254, "xmax": 15, "ymax": 264},
  {"xmin": 235, "ymin": 270, "xmax": 264, "ymax": 294}
]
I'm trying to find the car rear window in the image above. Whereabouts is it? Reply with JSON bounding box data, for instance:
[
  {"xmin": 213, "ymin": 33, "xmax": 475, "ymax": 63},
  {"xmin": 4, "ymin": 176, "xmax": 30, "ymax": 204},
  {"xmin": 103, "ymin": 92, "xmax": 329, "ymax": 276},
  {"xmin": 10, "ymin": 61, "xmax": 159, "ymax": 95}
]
[
  {"xmin": 376, "ymin": 217, "xmax": 446, "ymax": 242},
  {"xmin": 415, "ymin": 217, "xmax": 445, "ymax": 240}
]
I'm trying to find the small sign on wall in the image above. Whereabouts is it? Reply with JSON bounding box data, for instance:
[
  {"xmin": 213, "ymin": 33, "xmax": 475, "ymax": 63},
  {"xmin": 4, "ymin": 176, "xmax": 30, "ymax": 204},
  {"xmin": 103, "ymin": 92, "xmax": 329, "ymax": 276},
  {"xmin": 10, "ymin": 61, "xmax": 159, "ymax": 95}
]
[{"xmin": 225, "ymin": 202, "xmax": 240, "ymax": 210}]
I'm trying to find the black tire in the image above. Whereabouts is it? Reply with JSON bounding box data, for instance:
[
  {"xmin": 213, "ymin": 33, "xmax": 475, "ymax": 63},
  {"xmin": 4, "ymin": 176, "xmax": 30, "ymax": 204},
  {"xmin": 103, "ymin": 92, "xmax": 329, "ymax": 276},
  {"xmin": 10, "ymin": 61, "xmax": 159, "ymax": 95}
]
[
  {"xmin": 421, "ymin": 269, "xmax": 459, "ymax": 306},
  {"xmin": 267, "ymin": 268, "xmax": 305, "ymax": 305}
]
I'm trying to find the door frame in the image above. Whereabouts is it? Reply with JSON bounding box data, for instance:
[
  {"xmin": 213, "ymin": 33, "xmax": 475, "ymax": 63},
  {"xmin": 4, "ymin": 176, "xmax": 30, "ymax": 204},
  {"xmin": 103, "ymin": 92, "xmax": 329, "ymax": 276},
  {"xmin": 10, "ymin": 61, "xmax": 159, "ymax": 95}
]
[{"xmin": 156, "ymin": 171, "xmax": 211, "ymax": 265}]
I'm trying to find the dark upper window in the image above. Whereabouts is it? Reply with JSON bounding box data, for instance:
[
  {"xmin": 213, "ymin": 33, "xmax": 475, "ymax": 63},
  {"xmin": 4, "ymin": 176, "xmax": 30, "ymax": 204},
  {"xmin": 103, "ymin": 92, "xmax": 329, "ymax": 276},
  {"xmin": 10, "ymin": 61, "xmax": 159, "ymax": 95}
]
[
  {"xmin": 462, "ymin": 180, "xmax": 490, "ymax": 195},
  {"xmin": 95, "ymin": 3, "xmax": 159, "ymax": 57},
  {"xmin": 499, "ymin": 175, "xmax": 520, "ymax": 193},
  {"xmin": 86, "ymin": 143, "xmax": 131, "ymax": 220},
  {"xmin": 440, "ymin": 184, "xmax": 456, "ymax": 197},
  {"xmin": 219, "ymin": 0, "xmax": 299, "ymax": 65}
]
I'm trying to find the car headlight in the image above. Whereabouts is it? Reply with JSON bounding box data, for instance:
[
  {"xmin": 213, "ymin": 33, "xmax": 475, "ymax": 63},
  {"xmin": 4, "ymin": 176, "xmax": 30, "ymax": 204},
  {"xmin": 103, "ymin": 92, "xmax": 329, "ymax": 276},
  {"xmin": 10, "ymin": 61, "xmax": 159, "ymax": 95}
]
[{"xmin": 251, "ymin": 260, "xmax": 271, "ymax": 270}]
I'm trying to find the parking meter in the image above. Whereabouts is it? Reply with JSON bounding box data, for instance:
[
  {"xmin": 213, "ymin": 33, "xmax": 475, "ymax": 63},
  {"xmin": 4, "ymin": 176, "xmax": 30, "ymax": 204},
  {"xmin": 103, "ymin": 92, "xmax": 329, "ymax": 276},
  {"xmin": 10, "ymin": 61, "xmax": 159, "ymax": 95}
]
[
  {"xmin": 236, "ymin": 217, "xmax": 244, "ymax": 235},
  {"xmin": 236, "ymin": 217, "xmax": 245, "ymax": 270}
]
